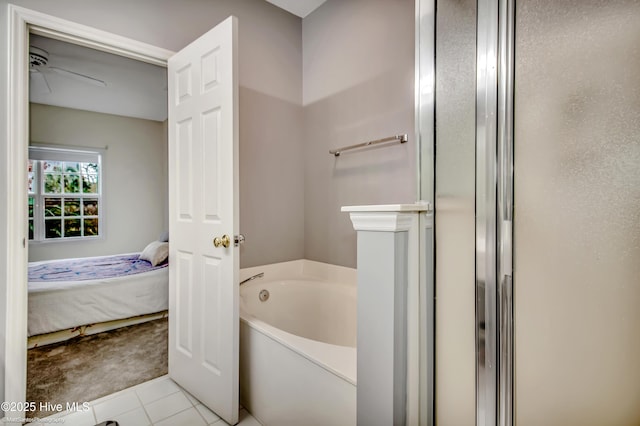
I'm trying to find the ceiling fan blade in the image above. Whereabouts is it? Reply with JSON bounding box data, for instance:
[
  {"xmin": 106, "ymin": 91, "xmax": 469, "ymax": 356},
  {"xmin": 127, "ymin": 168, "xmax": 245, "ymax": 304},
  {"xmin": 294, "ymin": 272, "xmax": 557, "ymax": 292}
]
[
  {"xmin": 30, "ymin": 70, "xmax": 51, "ymax": 94},
  {"xmin": 49, "ymin": 66, "xmax": 107, "ymax": 88}
]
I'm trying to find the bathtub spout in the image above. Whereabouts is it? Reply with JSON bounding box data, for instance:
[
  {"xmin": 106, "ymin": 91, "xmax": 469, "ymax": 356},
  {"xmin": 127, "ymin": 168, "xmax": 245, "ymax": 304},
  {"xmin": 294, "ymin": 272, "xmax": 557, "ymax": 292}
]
[{"xmin": 240, "ymin": 272, "xmax": 264, "ymax": 286}]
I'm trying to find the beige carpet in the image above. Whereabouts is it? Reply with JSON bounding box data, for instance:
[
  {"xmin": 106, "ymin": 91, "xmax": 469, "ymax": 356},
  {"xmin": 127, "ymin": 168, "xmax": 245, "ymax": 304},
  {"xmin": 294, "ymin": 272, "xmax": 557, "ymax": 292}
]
[{"xmin": 27, "ymin": 318, "xmax": 168, "ymax": 419}]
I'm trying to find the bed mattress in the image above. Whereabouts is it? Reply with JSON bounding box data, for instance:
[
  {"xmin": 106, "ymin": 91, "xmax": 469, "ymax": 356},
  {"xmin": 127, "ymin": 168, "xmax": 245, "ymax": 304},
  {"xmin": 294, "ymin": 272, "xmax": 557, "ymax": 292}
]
[{"xmin": 28, "ymin": 253, "xmax": 169, "ymax": 337}]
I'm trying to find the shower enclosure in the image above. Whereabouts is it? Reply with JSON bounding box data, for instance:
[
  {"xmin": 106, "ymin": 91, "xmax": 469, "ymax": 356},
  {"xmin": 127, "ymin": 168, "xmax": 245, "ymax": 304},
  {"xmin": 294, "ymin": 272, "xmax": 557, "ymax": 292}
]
[{"xmin": 423, "ymin": 0, "xmax": 640, "ymax": 424}]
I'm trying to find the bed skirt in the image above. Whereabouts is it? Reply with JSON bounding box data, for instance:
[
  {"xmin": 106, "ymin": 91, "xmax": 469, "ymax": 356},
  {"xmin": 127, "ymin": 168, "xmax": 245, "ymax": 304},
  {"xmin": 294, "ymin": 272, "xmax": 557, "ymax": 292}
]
[{"xmin": 28, "ymin": 310, "xmax": 168, "ymax": 348}]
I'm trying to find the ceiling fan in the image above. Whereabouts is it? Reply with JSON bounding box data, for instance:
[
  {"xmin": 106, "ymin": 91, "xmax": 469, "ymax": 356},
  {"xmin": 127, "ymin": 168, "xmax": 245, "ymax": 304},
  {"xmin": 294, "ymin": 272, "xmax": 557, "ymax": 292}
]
[{"xmin": 29, "ymin": 46, "xmax": 107, "ymax": 94}]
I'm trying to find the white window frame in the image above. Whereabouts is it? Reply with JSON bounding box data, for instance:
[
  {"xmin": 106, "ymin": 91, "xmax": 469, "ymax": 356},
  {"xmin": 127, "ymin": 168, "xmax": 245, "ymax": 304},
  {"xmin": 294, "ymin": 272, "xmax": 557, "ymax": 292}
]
[{"xmin": 28, "ymin": 145, "xmax": 104, "ymax": 242}]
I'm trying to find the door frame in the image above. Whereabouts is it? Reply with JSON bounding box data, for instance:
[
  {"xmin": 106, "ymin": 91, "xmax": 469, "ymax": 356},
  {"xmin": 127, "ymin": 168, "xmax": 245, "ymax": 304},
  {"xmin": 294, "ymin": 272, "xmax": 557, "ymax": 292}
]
[
  {"xmin": 475, "ymin": 0, "xmax": 515, "ymax": 425},
  {"xmin": 4, "ymin": 4, "xmax": 174, "ymax": 417}
]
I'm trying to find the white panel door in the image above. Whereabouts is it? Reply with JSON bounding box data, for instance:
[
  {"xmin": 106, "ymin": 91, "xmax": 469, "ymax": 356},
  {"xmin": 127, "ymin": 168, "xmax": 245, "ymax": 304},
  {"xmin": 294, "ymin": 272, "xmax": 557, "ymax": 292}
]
[{"xmin": 168, "ymin": 16, "xmax": 239, "ymax": 425}]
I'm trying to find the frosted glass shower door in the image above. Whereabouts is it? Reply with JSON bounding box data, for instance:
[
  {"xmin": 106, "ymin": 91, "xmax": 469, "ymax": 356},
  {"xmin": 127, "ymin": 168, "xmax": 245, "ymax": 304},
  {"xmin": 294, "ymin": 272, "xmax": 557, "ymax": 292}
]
[{"xmin": 513, "ymin": 1, "xmax": 640, "ymax": 425}]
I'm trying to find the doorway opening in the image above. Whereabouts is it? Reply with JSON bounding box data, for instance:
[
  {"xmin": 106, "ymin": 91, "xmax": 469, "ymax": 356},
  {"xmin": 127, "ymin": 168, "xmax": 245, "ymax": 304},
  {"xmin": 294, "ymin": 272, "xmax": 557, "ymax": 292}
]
[
  {"xmin": 25, "ymin": 32, "xmax": 170, "ymax": 418},
  {"xmin": 5, "ymin": 4, "xmax": 174, "ymax": 419}
]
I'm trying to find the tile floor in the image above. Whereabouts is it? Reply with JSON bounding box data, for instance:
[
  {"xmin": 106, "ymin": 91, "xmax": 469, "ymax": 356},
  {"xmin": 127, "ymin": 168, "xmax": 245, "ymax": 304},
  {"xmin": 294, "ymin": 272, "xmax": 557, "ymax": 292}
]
[{"xmin": 32, "ymin": 375, "xmax": 261, "ymax": 426}]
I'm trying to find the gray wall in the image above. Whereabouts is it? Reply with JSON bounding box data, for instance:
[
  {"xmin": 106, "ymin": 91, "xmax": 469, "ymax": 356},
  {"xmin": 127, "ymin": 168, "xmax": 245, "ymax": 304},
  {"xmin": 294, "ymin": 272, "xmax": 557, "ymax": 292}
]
[
  {"xmin": 239, "ymin": 87, "xmax": 304, "ymax": 268},
  {"xmin": 302, "ymin": 0, "xmax": 416, "ymax": 268},
  {"xmin": 28, "ymin": 103, "xmax": 167, "ymax": 262},
  {"xmin": 434, "ymin": 0, "xmax": 477, "ymax": 424}
]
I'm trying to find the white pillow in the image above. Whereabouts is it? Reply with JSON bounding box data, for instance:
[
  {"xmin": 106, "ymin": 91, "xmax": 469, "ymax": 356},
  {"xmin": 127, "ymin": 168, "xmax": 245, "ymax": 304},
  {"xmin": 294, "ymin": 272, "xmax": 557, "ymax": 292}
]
[{"xmin": 139, "ymin": 241, "xmax": 169, "ymax": 266}]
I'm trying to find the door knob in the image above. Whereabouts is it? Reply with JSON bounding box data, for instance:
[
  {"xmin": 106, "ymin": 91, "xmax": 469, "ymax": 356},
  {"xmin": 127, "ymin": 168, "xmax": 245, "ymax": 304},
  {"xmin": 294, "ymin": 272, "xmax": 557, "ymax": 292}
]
[{"xmin": 213, "ymin": 235, "xmax": 231, "ymax": 248}]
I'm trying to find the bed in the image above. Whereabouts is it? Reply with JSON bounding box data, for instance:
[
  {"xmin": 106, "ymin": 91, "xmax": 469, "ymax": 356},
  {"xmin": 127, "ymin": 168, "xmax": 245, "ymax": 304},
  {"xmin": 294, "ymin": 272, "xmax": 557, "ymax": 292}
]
[{"xmin": 28, "ymin": 249, "xmax": 169, "ymax": 339}]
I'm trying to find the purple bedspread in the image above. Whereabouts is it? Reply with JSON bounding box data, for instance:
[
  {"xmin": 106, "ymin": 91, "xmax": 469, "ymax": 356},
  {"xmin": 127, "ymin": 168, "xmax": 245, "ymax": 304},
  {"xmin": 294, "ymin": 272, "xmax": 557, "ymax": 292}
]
[{"xmin": 28, "ymin": 254, "xmax": 167, "ymax": 282}]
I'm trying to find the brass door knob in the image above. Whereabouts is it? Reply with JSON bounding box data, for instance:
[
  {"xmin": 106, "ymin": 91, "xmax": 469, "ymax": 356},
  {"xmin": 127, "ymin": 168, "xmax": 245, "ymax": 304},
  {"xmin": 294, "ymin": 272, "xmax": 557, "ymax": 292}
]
[{"xmin": 213, "ymin": 235, "xmax": 231, "ymax": 248}]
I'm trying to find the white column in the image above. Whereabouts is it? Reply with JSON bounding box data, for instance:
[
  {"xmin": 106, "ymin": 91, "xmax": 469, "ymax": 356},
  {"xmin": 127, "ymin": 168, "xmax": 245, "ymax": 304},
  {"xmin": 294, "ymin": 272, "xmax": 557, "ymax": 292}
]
[{"xmin": 343, "ymin": 204, "xmax": 431, "ymax": 426}]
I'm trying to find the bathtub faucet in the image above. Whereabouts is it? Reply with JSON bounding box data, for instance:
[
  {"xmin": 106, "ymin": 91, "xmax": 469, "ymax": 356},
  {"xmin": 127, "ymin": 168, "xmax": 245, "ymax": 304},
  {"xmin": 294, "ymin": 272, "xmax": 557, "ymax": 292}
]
[{"xmin": 240, "ymin": 272, "xmax": 264, "ymax": 286}]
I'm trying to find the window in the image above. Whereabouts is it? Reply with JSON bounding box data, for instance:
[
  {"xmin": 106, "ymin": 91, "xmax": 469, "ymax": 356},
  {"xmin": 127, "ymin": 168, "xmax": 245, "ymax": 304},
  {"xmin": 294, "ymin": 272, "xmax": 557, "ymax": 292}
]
[{"xmin": 28, "ymin": 146, "xmax": 102, "ymax": 241}]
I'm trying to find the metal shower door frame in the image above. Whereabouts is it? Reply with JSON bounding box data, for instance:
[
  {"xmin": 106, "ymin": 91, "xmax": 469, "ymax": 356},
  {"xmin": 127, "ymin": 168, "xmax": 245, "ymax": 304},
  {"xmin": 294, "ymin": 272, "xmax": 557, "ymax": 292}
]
[{"xmin": 475, "ymin": 0, "xmax": 515, "ymax": 425}]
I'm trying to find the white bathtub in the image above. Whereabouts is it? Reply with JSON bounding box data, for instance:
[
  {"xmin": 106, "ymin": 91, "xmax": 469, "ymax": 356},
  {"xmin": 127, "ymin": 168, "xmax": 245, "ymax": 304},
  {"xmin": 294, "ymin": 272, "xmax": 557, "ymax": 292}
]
[{"xmin": 239, "ymin": 259, "xmax": 357, "ymax": 426}]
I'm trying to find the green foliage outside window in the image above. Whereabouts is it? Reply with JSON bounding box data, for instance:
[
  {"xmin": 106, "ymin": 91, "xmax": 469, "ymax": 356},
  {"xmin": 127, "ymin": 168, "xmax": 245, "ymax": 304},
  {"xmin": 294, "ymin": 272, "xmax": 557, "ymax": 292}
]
[
  {"xmin": 44, "ymin": 174, "xmax": 62, "ymax": 193},
  {"xmin": 29, "ymin": 158, "xmax": 101, "ymax": 240}
]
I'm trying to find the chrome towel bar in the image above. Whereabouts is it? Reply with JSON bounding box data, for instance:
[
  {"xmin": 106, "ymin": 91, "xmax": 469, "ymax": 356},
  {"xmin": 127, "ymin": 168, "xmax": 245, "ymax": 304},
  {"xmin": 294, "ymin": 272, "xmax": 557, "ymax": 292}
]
[{"xmin": 329, "ymin": 134, "xmax": 408, "ymax": 157}]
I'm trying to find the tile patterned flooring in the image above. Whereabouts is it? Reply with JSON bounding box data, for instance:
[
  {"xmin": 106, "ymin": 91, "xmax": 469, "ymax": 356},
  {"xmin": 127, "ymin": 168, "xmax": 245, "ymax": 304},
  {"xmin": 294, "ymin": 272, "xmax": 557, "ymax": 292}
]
[{"xmin": 33, "ymin": 375, "xmax": 261, "ymax": 426}]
